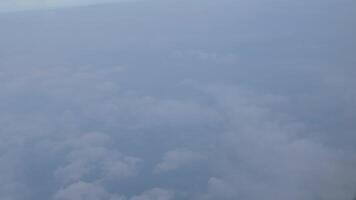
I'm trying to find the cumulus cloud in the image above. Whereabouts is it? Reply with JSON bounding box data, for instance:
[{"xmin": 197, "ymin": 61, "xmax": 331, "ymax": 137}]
[
  {"xmin": 196, "ymin": 85, "xmax": 356, "ymax": 200},
  {"xmin": 54, "ymin": 181, "xmax": 126, "ymax": 200},
  {"xmin": 54, "ymin": 133, "xmax": 140, "ymax": 185},
  {"xmin": 0, "ymin": 0, "xmax": 355, "ymax": 200},
  {"xmin": 154, "ymin": 149, "xmax": 203, "ymax": 173},
  {"xmin": 130, "ymin": 188, "xmax": 174, "ymax": 200}
]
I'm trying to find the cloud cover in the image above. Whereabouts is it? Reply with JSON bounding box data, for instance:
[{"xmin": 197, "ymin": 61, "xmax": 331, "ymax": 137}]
[{"xmin": 0, "ymin": 0, "xmax": 355, "ymax": 199}]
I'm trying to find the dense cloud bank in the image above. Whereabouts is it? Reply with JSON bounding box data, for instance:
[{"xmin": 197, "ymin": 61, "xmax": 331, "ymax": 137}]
[{"xmin": 0, "ymin": 0, "xmax": 355, "ymax": 199}]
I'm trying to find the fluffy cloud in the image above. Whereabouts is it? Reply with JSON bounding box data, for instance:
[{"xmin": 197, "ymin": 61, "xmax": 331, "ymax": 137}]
[
  {"xmin": 54, "ymin": 181, "xmax": 126, "ymax": 200},
  {"xmin": 197, "ymin": 85, "xmax": 356, "ymax": 200},
  {"xmin": 154, "ymin": 149, "xmax": 203, "ymax": 173},
  {"xmin": 0, "ymin": 0, "xmax": 355, "ymax": 199},
  {"xmin": 130, "ymin": 188, "xmax": 174, "ymax": 200},
  {"xmin": 54, "ymin": 133, "xmax": 140, "ymax": 185}
]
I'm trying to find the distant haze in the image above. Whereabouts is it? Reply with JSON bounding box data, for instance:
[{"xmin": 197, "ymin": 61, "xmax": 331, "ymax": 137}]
[
  {"xmin": 0, "ymin": 0, "xmax": 130, "ymax": 12},
  {"xmin": 0, "ymin": 0, "xmax": 355, "ymax": 200}
]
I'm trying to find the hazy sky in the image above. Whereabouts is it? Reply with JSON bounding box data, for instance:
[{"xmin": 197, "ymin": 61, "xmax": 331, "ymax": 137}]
[
  {"xmin": 0, "ymin": 0, "xmax": 128, "ymax": 12},
  {"xmin": 0, "ymin": 0, "xmax": 355, "ymax": 200}
]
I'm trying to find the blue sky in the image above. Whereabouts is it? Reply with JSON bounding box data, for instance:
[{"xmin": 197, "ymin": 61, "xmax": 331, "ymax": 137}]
[{"xmin": 0, "ymin": 0, "xmax": 355, "ymax": 200}]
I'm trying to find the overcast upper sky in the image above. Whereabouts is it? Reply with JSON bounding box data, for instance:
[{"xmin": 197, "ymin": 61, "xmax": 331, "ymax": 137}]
[
  {"xmin": 0, "ymin": 0, "xmax": 129, "ymax": 12},
  {"xmin": 0, "ymin": 0, "xmax": 355, "ymax": 200}
]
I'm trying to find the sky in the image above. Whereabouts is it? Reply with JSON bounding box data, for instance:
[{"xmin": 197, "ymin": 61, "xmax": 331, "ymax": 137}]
[
  {"xmin": 0, "ymin": 0, "xmax": 356, "ymax": 200},
  {"xmin": 0, "ymin": 0, "xmax": 127, "ymax": 12}
]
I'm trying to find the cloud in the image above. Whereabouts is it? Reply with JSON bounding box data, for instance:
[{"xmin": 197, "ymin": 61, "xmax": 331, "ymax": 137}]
[
  {"xmin": 130, "ymin": 188, "xmax": 174, "ymax": 200},
  {"xmin": 0, "ymin": 0, "xmax": 355, "ymax": 200},
  {"xmin": 154, "ymin": 149, "xmax": 203, "ymax": 173},
  {"xmin": 199, "ymin": 177, "xmax": 235, "ymax": 200},
  {"xmin": 54, "ymin": 132, "xmax": 141, "ymax": 185},
  {"xmin": 53, "ymin": 181, "xmax": 126, "ymax": 200},
  {"xmin": 196, "ymin": 85, "xmax": 356, "ymax": 200}
]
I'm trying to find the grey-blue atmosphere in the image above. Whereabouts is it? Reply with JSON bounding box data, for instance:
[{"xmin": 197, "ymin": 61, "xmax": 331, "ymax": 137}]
[{"xmin": 0, "ymin": 0, "xmax": 355, "ymax": 200}]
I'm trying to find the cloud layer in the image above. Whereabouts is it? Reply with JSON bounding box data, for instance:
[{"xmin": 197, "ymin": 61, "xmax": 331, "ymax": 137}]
[{"xmin": 0, "ymin": 0, "xmax": 355, "ymax": 199}]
